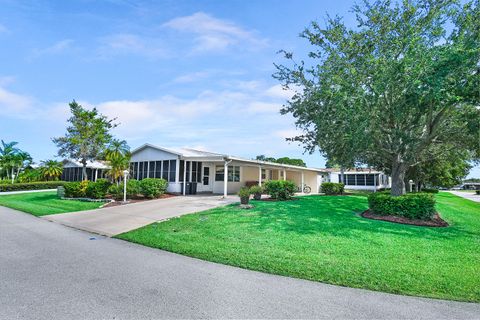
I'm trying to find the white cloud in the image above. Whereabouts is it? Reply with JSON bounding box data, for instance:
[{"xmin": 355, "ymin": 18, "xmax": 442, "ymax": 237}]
[
  {"xmin": 0, "ymin": 86, "xmax": 33, "ymax": 114},
  {"xmin": 163, "ymin": 12, "xmax": 267, "ymax": 52},
  {"xmin": 265, "ymin": 84, "xmax": 296, "ymax": 100},
  {"xmin": 173, "ymin": 71, "xmax": 212, "ymax": 83},
  {"xmin": 98, "ymin": 33, "xmax": 166, "ymax": 59},
  {"xmin": 31, "ymin": 39, "xmax": 74, "ymax": 58},
  {"xmin": 275, "ymin": 129, "xmax": 303, "ymax": 139}
]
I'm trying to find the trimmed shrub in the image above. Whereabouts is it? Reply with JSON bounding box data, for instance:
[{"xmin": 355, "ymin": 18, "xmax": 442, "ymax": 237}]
[
  {"xmin": 64, "ymin": 181, "xmax": 85, "ymax": 198},
  {"xmin": 249, "ymin": 185, "xmax": 263, "ymax": 200},
  {"xmin": 0, "ymin": 181, "xmax": 66, "ymax": 192},
  {"xmin": 107, "ymin": 179, "xmax": 142, "ymax": 200},
  {"xmin": 139, "ymin": 178, "xmax": 168, "ymax": 198},
  {"xmin": 86, "ymin": 179, "xmax": 111, "ymax": 199},
  {"xmin": 264, "ymin": 180, "xmax": 297, "ymax": 200},
  {"xmin": 368, "ymin": 192, "xmax": 436, "ymax": 220},
  {"xmin": 321, "ymin": 182, "xmax": 345, "ymax": 195},
  {"xmin": 238, "ymin": 186, "xmax": 251, "ymax": 204}
]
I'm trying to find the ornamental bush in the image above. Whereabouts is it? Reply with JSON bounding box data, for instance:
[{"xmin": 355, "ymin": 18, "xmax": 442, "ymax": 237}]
[
  {"xmin": 321, "ymin": 182, "xmax": 345, "ymax": 195},
  {"xmin": 64, "ymin": 181, "xmax": 85, "ymax": 198},
  {"xmin": 139, "ymin": 178, "xmax": 168, "ymax": 199},
  {"xmin": 86, "ymin": 179, "xmax": 111, "ymax": 199},
  {"xmin": 368, "ymin": 192, "xmax": 436, "ymax": 220},
  {"xmin": 0, "ymin": 181, "xmax": 66, "ymax": 192},
  {"xmin": 107, "ymin": 179, "xmax": 143, "ymax": 200},
  {"xmin": 263, "ymin": 180, "xmax": 297, "ymax": 200}
]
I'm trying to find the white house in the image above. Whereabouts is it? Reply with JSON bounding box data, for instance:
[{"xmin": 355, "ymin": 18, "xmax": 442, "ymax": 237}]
[
  {"xmin": 325, "ymin": 168, "xmax": 391, "ymax": 191},
  {"xmin": 129, "ymin": 144, "xmax": 327, "ymax": 196}
]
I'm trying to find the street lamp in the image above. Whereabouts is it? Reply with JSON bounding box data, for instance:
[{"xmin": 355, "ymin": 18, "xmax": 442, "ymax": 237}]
[{"xmin": 122, "ymin": 169, "xmax": 129, "ymax": 204}]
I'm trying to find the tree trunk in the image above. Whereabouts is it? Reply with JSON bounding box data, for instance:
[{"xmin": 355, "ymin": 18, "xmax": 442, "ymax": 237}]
[
  {"xmin": 340, "ymin": 166, "xmax": 345, "ymax": 185},
  {"xmin": 404, "ymin": 176, "xmax": 411, "ymax": 193},
  {"xmin": 81, "ymin": 159, "xmax": 88, "ymax": 181},
  {"xmin": 391, "ymin": 157, "xmax": 407, "ymax": 196}
]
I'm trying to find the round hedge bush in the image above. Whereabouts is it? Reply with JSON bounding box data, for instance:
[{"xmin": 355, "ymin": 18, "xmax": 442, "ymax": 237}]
[{"xmin": 368, "ymin": 192, "xmax": 436, "ymax": 220}]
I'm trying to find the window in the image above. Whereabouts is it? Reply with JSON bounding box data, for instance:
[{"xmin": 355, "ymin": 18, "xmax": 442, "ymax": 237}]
[
  {"xmin": 162, "ymin": 160, "xmax": 169, "ymax": 180},
  {"xmin": 149, "ymin": 161, "xmax": 155, "ymax": 178},
  {"xmin": 203, "ymin": 167, "xmax": 210, "ymax": 185},
  {"xmin": 155, "ymin": 161, "xmax": 162, "ymax": 178},
  {"xmin": 169, "ymin": 160, "xmax": 176, "ymax": 182},
  {"xmin": 228, "ymin": 166, "xmax": 240, "ymax": 182},
  {"xmin": 215, "ymin": 166, "xmax": 224, "ymax": 181},
  {"xmin": 356, "ymin": 174, "xmax": 366, "ymax": 186},
  {"xmin": 261, "ymin": 169, "xmax": 266, "ymax": 180},
  {"xmin": 216, "ymin": 165, "xmax": 240, "ymax": 182},
  {"xmin": 346, "ymin": 175, "xmax": 356, "ymax": 185},
  {"xmin": 190, "ymin": 161, "xmax": 202, "ymax": 183},
  {"xmin": 365, "ymin": 174, "xmax": 374, "ymax": 186}
]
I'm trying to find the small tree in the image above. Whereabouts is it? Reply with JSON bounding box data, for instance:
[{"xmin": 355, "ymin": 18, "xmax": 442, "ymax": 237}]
[
  {"xmin": 52, "ymin": 101, "xmax": 117, "ymax": 180},
  {"xmin": 40, "ymin": 160, "xmax": 63, "ymax": 181},
  {"xmin": 104, "ymin": 139, "xmax": 130, "ymax": 185}
]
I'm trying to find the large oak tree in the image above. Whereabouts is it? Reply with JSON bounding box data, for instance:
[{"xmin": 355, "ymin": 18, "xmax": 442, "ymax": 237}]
[{"xmin": 275, "ymin": 0, "xmax": 480, "ymax": 196}]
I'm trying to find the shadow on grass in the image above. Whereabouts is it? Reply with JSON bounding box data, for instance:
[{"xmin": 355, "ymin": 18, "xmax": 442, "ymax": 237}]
[{"xmin": 243, "ymin": 195, "xmax": 465, "ymax": 240}]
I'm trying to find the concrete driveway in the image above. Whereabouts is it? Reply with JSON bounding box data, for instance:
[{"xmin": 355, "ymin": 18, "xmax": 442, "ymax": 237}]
[
  {"xmin": 43, "ymin": 195, "xmax": 237, "ymax": 236},
  {"xmin": 2, "ymin": 206, "xmax": 479, "ymax": 319},
  {"xmin": 448, "ymin": 190, "xmax": 480, "ymax": 203}
]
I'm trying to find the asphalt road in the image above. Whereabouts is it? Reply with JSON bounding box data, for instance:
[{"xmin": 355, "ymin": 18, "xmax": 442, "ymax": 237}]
[{"xmin": 1, "ymin": 206, "xmax": 479, "ymax": 320}]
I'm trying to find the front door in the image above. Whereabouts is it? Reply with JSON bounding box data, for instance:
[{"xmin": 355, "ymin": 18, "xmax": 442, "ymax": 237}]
[{"xmin": 201, "ymin": 165, "xmax": 213, "ymax": 192}]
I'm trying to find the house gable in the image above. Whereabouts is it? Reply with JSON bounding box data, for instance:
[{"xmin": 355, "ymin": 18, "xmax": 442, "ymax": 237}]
[{"xmin": 130, "ymin": 145, "xmax": 179, "ymax": 162}]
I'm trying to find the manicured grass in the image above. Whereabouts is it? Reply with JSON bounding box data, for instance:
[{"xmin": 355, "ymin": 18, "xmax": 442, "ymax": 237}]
[
  {"xmin": 0, "ymin": 191, "xmax": 103, "ymax": 216},
  {"xmin": 117, "ymin": 193, "xmax": 480, "ymax": 302}
]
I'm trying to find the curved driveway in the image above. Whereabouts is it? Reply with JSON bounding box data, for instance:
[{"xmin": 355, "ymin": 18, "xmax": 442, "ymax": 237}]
[{"xmin": 1, "ymin": 206, "xmax": 479, "ymax": 319}]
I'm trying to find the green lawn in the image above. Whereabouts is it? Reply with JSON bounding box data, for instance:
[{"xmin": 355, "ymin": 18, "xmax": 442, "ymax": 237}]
[
  {"xmin": 0, "ymin": 191, "xmax": 103, "ymax": 216},
  {"xmin": 117, "ymin": 192, "xmax": 480, "ymax": 302}
]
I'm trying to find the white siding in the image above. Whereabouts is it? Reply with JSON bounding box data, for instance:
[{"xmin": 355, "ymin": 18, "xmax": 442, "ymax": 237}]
[{"xmin": 130, "ymin": 147, "xmax": 179, "ymax": 162}]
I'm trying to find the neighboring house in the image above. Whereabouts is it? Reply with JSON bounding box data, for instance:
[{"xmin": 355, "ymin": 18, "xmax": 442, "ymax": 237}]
[
  {"xmin": 61, "ymin": 159, "xmax": 110, "ymax": 182},
  {"xmin": 325, "ymin": 168, "xmax": 391, "ymax": 191},
  {"xmin": 130, "ymin": 144, "xmax": 327, "ymax": 196}
]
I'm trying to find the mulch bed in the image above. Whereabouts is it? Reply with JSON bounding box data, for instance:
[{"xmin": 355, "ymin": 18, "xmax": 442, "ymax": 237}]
[
  {"xmin": 103, "ymin": 193, "xmax": 176, "ymax": 207},
  {"xmin": 255, "ymin": 197, "xmax": 300, "ymax": 202},
  {"xmin": 361, "ymin": 209, "xmax": 449, "ymax": 227}
]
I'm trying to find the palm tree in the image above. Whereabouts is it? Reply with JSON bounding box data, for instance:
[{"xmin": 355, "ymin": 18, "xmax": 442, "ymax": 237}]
[
  {"xmin": 11, "ymin": 151, "xmax": 32, "ymax": 183},
  {"xmin": 0, "ymin": 140, "xmax": 30, "ymax": 183},
  {"xmin": 40, "ymin": 160, "xmax": 63, "ymax": 181},
  {"xmin": 106, "ymin": 153, "xmax": 131, "ymax": 185},
  {"xmin": 104, "ymin": 139, "xmax": 131, "ymax": 184},
  {"xmin": 104, "ymin": 139, "xmax": 130, "ymax": 160}
]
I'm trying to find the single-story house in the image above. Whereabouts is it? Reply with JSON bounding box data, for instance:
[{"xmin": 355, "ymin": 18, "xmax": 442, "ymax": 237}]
[
  {"xmin": 129, "ymin": 144, "xmax": 327, "ymax": 196},
  {"xmin": 324, "ymin": 168, "xmax": 391, "ymax": 191},
  {"xmin": 61, "ymin": 159, "xmax": 110, "ymax": 182},
  {"xmin": 61, "ymin": 144, "xmax": 391, "ymax": 195}
]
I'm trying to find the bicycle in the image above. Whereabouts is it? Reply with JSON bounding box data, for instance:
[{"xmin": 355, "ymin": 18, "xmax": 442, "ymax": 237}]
[{"xmin": 298, "ymin": 184, "xmax": 312, "ymax": 194}]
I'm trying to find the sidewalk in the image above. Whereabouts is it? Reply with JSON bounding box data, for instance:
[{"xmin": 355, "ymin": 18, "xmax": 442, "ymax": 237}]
[{"xmin": 447, "ymin": 190, "xmax": 480, "ymax": 203}]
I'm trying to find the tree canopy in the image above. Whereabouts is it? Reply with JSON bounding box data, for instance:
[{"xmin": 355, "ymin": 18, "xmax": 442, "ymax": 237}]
[
  {"xmin": 52, "ymin": 101, "xmax": 117, "ymax": 180},
  {"xmin": 275, "ymin": 0, "xmax": 480, "ymax": 196},
  {"xmin": 255, "ymin": 155, "xmax": 307, "ymax": 167}
]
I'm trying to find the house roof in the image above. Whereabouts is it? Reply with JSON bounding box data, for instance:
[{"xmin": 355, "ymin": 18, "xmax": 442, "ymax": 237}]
[
  {"xmin": 132, "ymin": 143, "xmax": 327, "ymax": 173},
  {"xmin": 62, "ymin": 159, "xmax": 110, "ymax": 169}
]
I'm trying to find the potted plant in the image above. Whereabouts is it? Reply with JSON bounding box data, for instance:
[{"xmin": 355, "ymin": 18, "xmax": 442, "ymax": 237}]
[
  {"xmin": 238, "ymin": 187, "xmax": 251, "ymax": 205},
  {"xmin": 249, "ymin": 185, "xmax": 263, "ymax": 200}
]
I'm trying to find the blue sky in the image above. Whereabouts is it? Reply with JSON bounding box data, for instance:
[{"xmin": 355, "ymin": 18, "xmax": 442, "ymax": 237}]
[{"xmin": 0, "ymin": 0, "xmax": 478, "ymax": 177}]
